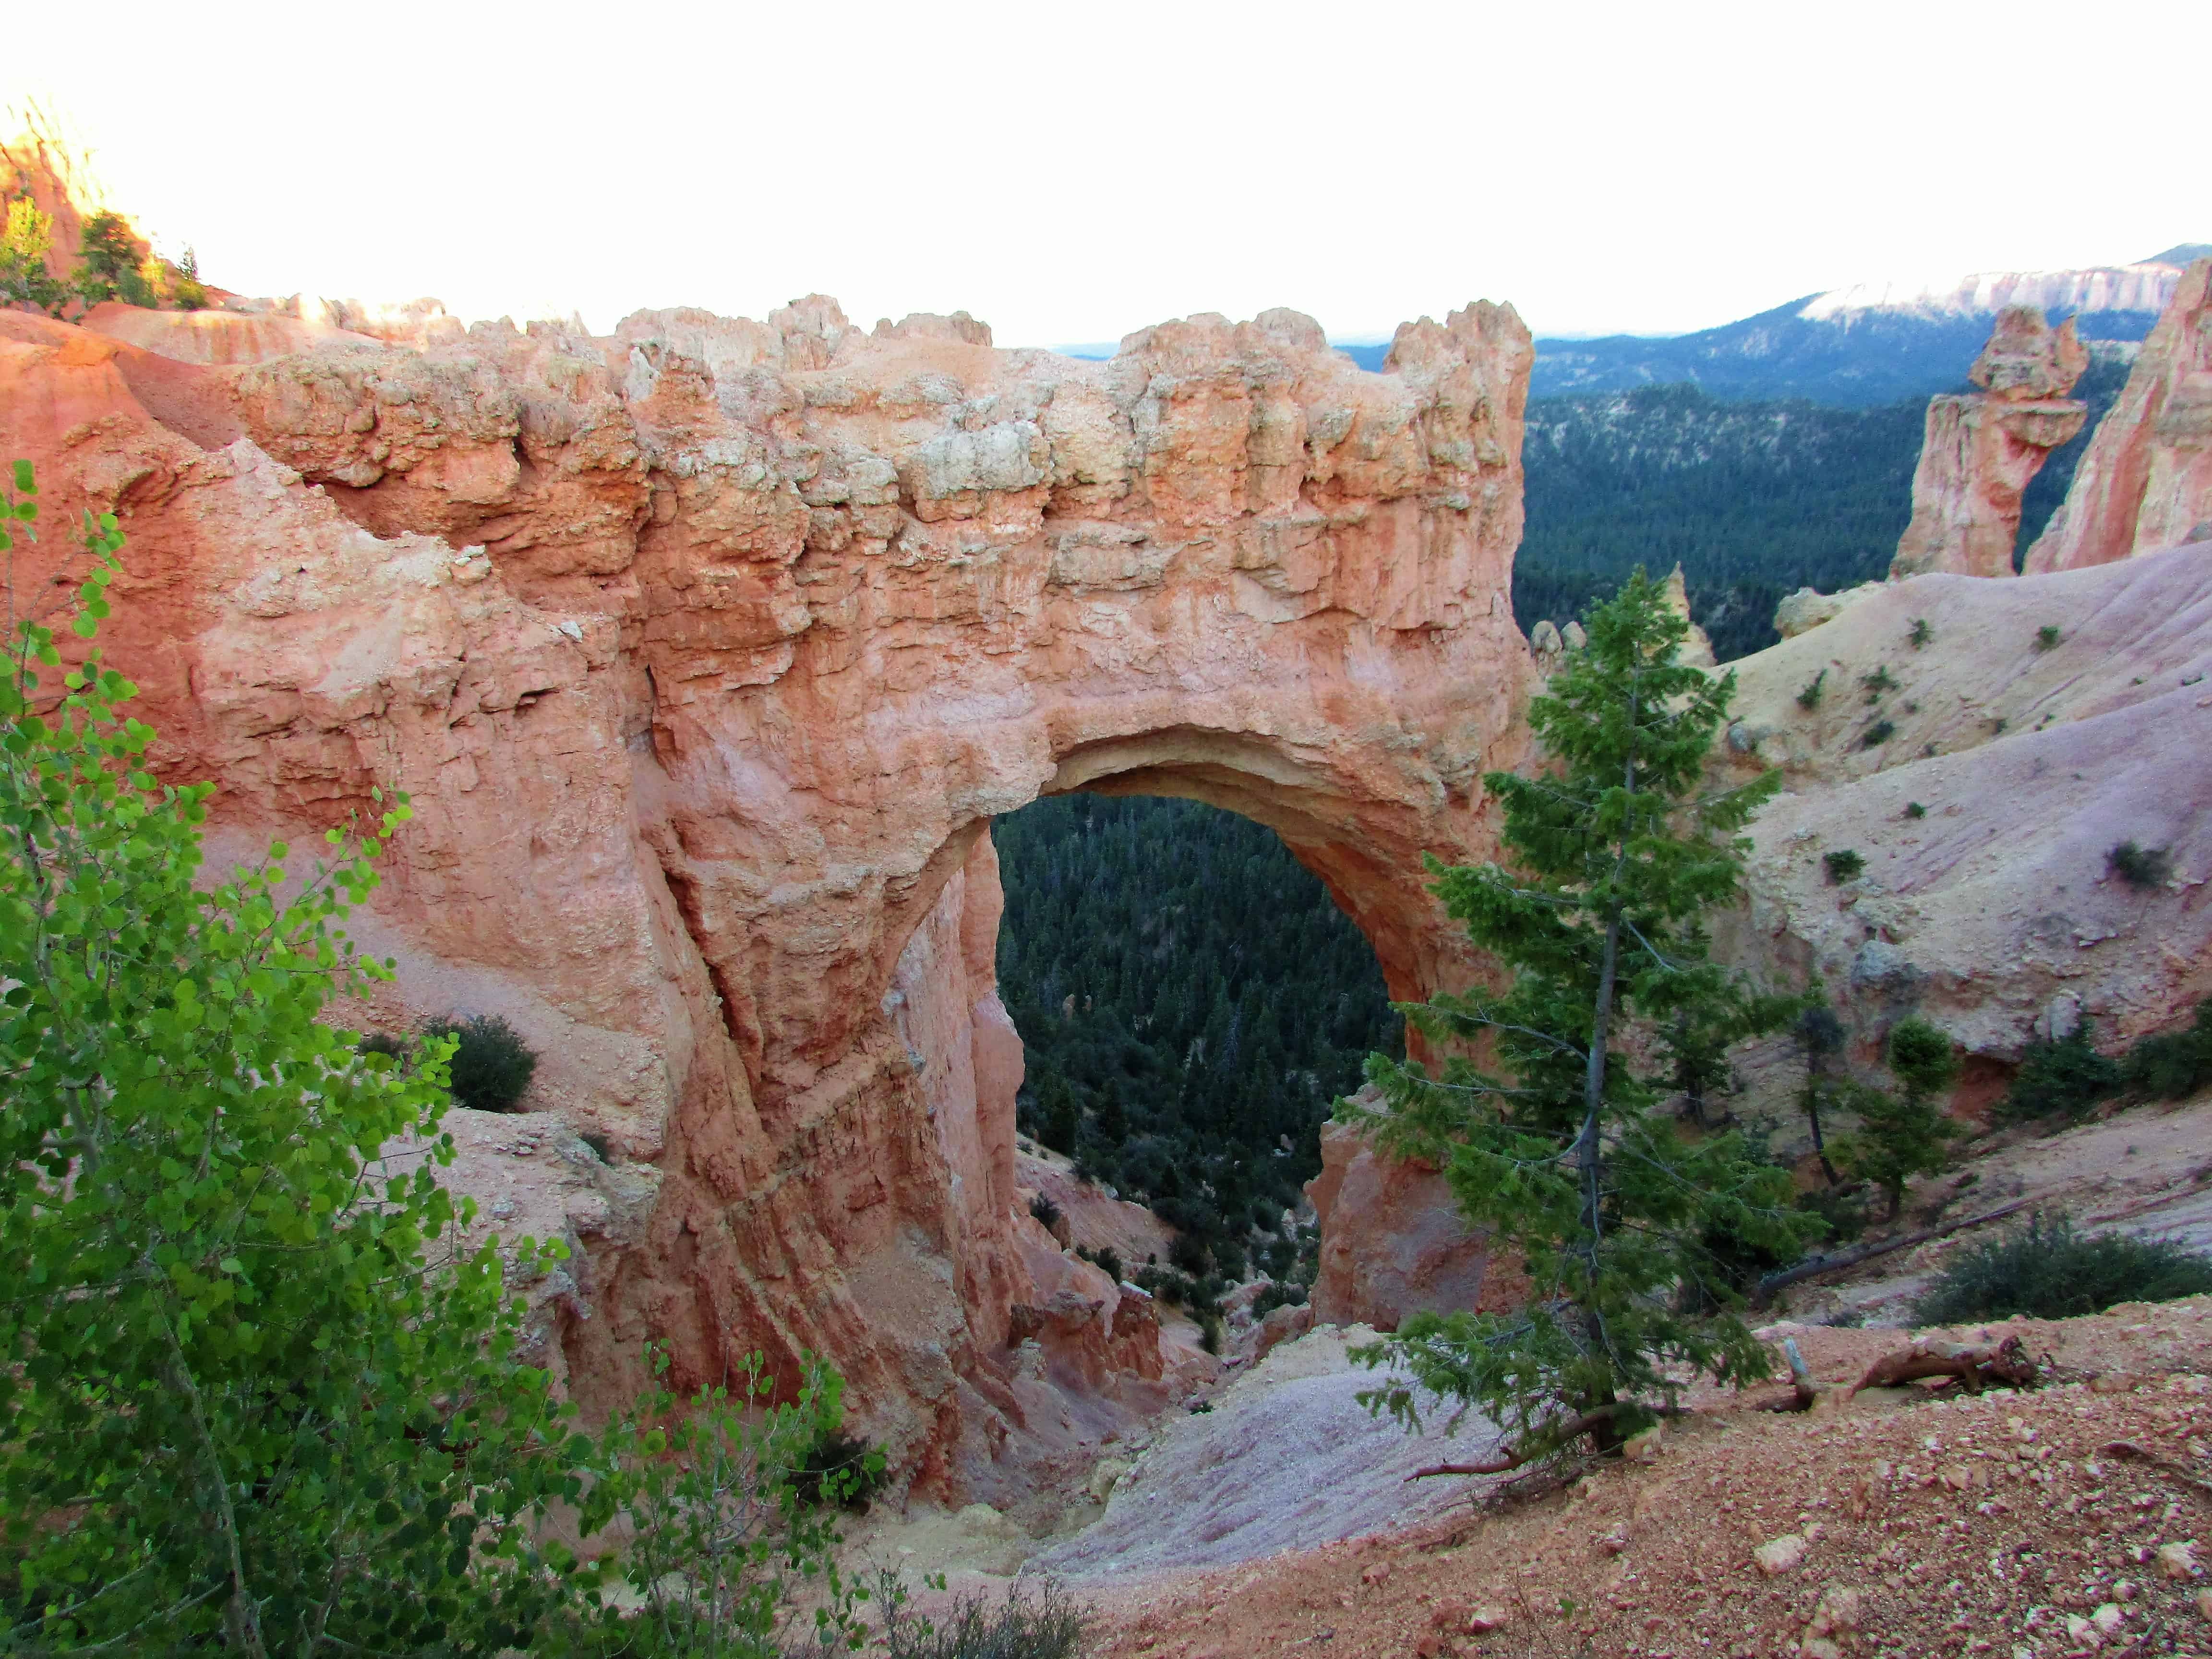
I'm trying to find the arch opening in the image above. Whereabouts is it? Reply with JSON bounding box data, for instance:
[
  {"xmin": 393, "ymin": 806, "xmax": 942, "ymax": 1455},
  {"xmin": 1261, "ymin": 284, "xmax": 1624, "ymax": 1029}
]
[{"xmin": 991, "ymin": 789, "xmax": 1404, "ymax": 1286}]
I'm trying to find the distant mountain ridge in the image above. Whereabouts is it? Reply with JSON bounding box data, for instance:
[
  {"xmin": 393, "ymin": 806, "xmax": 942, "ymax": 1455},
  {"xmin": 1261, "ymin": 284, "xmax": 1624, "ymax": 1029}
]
[{"xmin": 1528, "ymin": 248, "xmax": 2201, "ymax": 406}]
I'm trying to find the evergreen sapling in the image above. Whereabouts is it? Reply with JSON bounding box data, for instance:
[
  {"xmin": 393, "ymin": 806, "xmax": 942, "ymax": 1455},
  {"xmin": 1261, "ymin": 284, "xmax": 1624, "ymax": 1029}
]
[{"xmin": 1345, "ymin": 573, "xmax": 1816, "ymax": 1470}]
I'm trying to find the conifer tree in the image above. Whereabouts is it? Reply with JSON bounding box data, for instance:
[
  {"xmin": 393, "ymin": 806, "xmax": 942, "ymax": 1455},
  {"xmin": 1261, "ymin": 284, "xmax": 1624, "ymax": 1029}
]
[
  {"xmin": 1832, "ymin": 1017, "xmax": 1961, "ymax": 1219},
  {"xmin": 1347, "ymin": 572, "xmax": 1816, "ymax": 1468}
]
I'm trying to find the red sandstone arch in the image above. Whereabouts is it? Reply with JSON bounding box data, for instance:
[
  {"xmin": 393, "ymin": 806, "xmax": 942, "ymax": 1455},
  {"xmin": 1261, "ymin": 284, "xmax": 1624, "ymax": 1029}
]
[{"xmin": 0, "ymin": 292, "xmax": 1536, "ymax": 1489}]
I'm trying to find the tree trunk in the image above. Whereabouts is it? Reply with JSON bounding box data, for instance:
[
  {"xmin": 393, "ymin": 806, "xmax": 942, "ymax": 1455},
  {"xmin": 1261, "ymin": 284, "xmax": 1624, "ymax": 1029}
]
[{"xmin": 1802, "ymin": 1073, "xmax": 1839, "ymax": 1186}]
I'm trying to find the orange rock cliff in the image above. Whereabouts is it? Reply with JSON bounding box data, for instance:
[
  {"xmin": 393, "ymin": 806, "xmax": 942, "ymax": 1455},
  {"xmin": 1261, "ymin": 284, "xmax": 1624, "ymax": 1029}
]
[{"xmin": 0, "ymin": 291, "xmax": 1538, "ymax": 1489}]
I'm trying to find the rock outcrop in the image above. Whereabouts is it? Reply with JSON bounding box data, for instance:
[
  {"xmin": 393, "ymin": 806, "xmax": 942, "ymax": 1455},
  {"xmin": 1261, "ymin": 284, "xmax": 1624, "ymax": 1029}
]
[
  {"xmin": 1718, "ymin": 541, "xmax": 2212, "ymax": 1070},
  {"xmin": 2024, "ymin": 258, "xmax": 2212, "ymax": 573},
  {"xmin": 0, "ymin": 291, "xmax": 1537, "ymax": 1490},
  {"xmin": 1305, "ymin": 1111, "xmax": 1518, "ymax": 1330},
  {"xmin": 1888, "ymin": 306, "xmax": 2088, "ymax": 579}
]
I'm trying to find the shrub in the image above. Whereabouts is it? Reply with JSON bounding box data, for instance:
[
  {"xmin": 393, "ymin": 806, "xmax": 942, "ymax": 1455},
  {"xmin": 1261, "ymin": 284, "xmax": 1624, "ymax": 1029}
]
[
  {"xmin": 1823, "ymin": 849, "xmax": 1865, "ymax": 884},
  {"xmin": 2119, "ymin": 1001, "xmax": 2212, "ymax": 1101},
  {"xmin": 1862, "ymin": 719, "xmax": 1895, "ymax": 748},
  {"xmin": 1252, "ymin": 1280, "xmax": 1309, "ymax": 1317},
  {"xmin": 1909, "ymin": 618, "xmax": 1933, "ymax": 649},
  {"xmin": 424, "ymin": 1011, "xmax": 539, "ymax": 1111},
  {"xmin": 1905, "ymin": 802, "xmax": 1927, "ymax": 819},
  {"xmin": 1997, "ymin": 1022, "xmax": 2121, "ymax": 1125},
  {"xmin": 792, "ymin": 1425, "xmax": 887, "ymax": 1512},
  {"xmin": 1168, "ymin": 1229, "xmax": 1210, "ymax": 1276},
  {"xmin": 358, "ymin": 1028, "xmax": 412, "ymax": 1063},
  {"xmin": 876, "ymin": 1573, "xmax": 1091, "ymax": 1659},
  {"xmin": 2035, "ymin": 625, "xmax": 2061, "ymax": 652},
  {"xmin": 1094, "ymin": 1244, "xmax": 1124, "ymax": 1282},
  {"xmin": 2107, "ymin": 840, "xmax": 2174, "ymax": 890},
  {"xmin": 1913, "ymin": 1213, "xmax": 2212, "ymax": 1323},
  {"xmin": 1795, "ymin": 1183, "xmax": 1868, "ymax": 1247},
  {"xmin": 1029, "ymin": 1191, "xmax": 1065, "ymax": 1232},
  {"xmin": 0, "ymin": 198, "xmax": 68, "ymax": 315},
  {"xmin": 565, "ymin": 1349, "xmax": 874, "ymax": 1655},
  {"xmin": 1860, "ymin": 666, "xmax": 1897, "ymax": 701},
  {"xmin": 1796, "ymin": 670, "xmax": 1827, "ymax": 711}
]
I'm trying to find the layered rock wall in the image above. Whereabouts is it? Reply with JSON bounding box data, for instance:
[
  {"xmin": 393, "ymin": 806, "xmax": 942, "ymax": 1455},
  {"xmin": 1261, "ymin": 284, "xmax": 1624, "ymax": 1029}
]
[
  {"xmin": 0, "ymin": 291, "xmax": 1538, "ymax": 1486},
  {"xmin": 2024, "ymin": 258, "xmax": 2212, "ymax": 573},
  {"xmin": 1889, "ymin": 306, "xmax": 2087, "ymax": 580}
]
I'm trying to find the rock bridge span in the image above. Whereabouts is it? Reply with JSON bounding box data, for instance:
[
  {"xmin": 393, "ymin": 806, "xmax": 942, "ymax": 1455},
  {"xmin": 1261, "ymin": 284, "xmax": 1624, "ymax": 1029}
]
[{"xmin": 0, "ymin": 291, "xmax": 1538, "ymax": 1485}]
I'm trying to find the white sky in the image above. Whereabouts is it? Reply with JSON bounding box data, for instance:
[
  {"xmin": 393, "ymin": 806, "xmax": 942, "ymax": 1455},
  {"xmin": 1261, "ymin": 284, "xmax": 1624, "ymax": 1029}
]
[{"xmin": 7, "ymin": 0, "xmax": 2204, "ymax": 348}]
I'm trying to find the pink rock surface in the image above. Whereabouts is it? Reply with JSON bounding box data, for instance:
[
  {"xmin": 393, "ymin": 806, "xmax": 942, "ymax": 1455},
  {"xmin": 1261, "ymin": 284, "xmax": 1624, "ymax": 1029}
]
[
  {"xmin": 1890, "ymin": 307, "xmax": 2087, "ymax": 580},
  {"xmin": 0, "ymin": 292, "xmax": 1538, "ymax": 1491},
  {"xmin": 2024, "ymin": 259, "xmax": 2212, "ymax": 573},
  {"xmin": 1305, "ymin": 1113, "xmax": 1521, "ymax": 1331},
  {"xmin": 1718, "ymin": 541, "xmax": 2212, "ymax": 1061}
]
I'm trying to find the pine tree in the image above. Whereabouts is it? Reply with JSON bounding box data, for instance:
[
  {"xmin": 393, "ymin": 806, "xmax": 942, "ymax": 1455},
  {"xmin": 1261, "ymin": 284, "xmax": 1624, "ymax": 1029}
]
[
  {"xmin": 1347, "ymin": 572, "xmax": 1816, "ymax": 1469},
  {"xmin": 1832, "ymin": 1017, "xmax": 1961, "ymax": 1219}
]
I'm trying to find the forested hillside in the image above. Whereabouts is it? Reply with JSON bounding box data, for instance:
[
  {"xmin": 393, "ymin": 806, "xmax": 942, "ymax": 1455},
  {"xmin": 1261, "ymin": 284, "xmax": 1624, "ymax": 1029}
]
[
  {"xmin": 1513, "ymin": 352, "xmax": 2132, "ymax": 659},
  {"xmin": 995, "ymin": 794, "xmax": 1400, "ymax": 1274}
]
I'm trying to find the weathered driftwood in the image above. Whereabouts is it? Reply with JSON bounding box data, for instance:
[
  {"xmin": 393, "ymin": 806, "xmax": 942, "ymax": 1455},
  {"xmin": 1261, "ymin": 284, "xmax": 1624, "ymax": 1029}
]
[
  {"xmin": 1771, "ymin": 1332, "xmax": 2039, "ymax": 1411},
  {"xmin": 1852, "ymin": 1334, "xmax": 2038, "ymax": 1394},
  {"xmin": 1752, "ymin": 1197, "xmax": 2036, "ymax": 1307},
  {"xmin": 1407, "ymin": 1406, "xmax": 1621, "ymax": 1479}
]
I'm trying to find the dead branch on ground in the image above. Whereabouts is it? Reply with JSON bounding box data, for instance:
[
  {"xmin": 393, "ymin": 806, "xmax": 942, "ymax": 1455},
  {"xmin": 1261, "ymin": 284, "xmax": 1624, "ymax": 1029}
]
[{"xmin": 1407, "ymin": 1406, "xmax": 1619, "ymax": 1479}]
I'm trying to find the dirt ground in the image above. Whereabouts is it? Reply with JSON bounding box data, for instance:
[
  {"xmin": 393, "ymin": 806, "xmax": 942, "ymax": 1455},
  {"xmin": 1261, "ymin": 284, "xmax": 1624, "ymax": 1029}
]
[{"xmin": 1074, "ymin": 1303, "xmax": 2212, "ymax": 1658}]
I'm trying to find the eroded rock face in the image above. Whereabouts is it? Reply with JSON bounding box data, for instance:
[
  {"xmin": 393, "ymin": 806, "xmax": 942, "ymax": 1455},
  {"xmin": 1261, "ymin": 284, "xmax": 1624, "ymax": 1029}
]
[
  {"xmin": 2025, "ymin": 259, "xmax": 2212, "ymax": 574},
  {"xmin": 1889, "ymin": 306, "xmax": 2088, "ymax": 580},
  {"xmin": 1305, "ymin": 1112, "xmax": 1519, "ymax": 1330},
  {"xmin": 1719, "ymin": 542, "xmax": 2212, "ymax": 1067},
  {"xmin": 0, "ymin": 292, "xmax": 1536, "ymax": 1490}
]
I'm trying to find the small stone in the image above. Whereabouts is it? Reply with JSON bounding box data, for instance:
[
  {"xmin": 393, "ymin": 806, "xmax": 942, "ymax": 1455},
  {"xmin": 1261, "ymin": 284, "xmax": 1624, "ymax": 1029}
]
[
  {"xmin": 2158, "ymin": 1539, "xmax": 2203, "ymax": 1580},
  {"xmin": 1462, "ymin": 1607, "xmax": 1508, "ymax": 1633},
  {"xmin": 1753, "ymin": 1534, "xmax": 1809, "ymax": 1576},
  {"xmin": 1805, "ymin": 1585, "xmax": 1863, "ymax": 1635},
  {"xmin": 1359, "ymin": 1561, "xmax": 1392, "ymax": 1587},
  {"xmin": 2092, "ymin": 1603, "xmax": 2125, "ymax": 1635}
]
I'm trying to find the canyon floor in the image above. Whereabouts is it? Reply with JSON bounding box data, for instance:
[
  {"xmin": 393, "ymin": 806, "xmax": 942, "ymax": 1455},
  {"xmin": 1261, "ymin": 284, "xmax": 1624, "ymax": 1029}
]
[{"xmin": 834, "ymin": 1090, "xmax": 2212, "ymax": 1656}]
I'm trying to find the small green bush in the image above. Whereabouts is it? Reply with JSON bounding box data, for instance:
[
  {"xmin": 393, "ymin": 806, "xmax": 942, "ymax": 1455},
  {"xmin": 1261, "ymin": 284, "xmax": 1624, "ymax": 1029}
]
[
  {"xmin": 1913, "ymin": 1213, "xmax": 2212, "ymax": 1323},
  {"xmin": 792, "ymin": 1425, "xmax": 887, "ymax": 1511},
  {"xmin": 1252, "ymin": 1280, "xmax": 1309, "ymax": 1317},
  {"xmin": 1862, "ymin": 719, "xmax": 1896, "ymax": 748},
  {"xmin": 1823, "ymin": 849, "xmax": 1865, "ymax": 884},
  {"xmin": 357, "ymin": 1029, "xmax": 411, "ymax": 1063},
  {"xmin": 1029, "ymin": 1191, "xmax": 1064, "ymax": 1232},
  {"xmin": 1905, "ymin": 802, "xmax": 1927, "ymax": 819},
  {"xmin": 2035, "ymin": 625, "xmax": 2061, "ymax": 652},
  {"xmin": 1997, "ymin": 1022, "xmax": 2121, "ymax": 1125},
  {"xmin": 1909, "ymin": 618, "xmax": 1933, "ymax": 649},
  {"xmin": 423, "ymin": 1012, "xmax": 539, "ymax": 1111},
  {"xmin": 2120, "ymin": 1001, "xmax": 2212, "ymax": 1101},
  {"xmin": 876, "ymin": 1573, "xmax": 1092, "ymax": 1659},
  {"xmin": 2107, "ymin": 841, "xmax": 2174, "ymax": 890},
  {"xmin": 1796, "ymin": 670, "xmax": 1827, "ymax": 711},
  {"xmin": 1860, "ymin": 666, "xmax": 1897, "ymax": 701}
]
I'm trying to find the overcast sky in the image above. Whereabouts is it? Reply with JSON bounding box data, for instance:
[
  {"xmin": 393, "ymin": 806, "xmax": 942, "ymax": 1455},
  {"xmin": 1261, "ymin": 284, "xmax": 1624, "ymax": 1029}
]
[{"xmin": 7, "ymin": 0, "xmax": 2203, "ymax": 348}]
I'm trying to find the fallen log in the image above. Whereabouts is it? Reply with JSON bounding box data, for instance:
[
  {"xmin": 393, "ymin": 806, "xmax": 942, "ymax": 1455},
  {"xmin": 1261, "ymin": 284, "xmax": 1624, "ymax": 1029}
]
[
  {"xmin": 1407, "ymin": 1406, "xmax": 1620, "ymax": 1479},
  {"xmin": 1851, "ymin": 1333, "xmax": 2038, "ymax": 1394},
  {"xmin": 1752, "ymin": 1197, "xmax": 2036, "ymax": 1307},
  {"xmin": 1767, "ymin": 1332, "xmax": 2039, "ymax": 1411}
]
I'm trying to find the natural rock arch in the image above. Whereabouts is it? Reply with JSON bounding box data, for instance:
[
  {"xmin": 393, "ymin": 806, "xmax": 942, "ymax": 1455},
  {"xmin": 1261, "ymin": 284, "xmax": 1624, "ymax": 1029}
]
[{"xmin": 0, "ymin": 291, "xmax": 1538, "ymax": 1487}]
